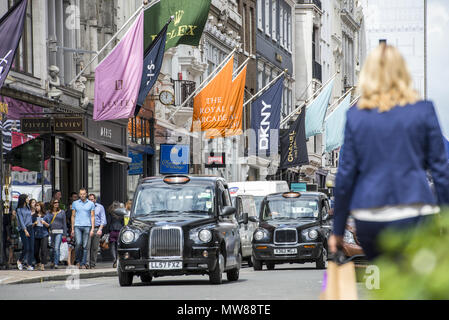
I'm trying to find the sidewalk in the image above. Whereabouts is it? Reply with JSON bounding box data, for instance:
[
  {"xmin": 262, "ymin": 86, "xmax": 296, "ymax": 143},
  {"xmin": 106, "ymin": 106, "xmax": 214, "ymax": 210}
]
[{"xmin": 0, "ymin": 262, "xmax": 117, "ymax": 285}]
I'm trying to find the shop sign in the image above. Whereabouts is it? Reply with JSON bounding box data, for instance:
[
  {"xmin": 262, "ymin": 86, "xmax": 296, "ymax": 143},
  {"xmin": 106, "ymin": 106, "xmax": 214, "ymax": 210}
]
[
  {"xmin": 291, "ymin": 182, "xmax": 307, "ymax": 192},
  {"xmin": 54, "ymin": 117, "xmax": 84, "ymax": 133},
  {"xmin": 128, "ymin": 151, "xmax": 143, "ymax": 175},
  {"xmin": 21, "ymin": 117, "xmax": 84, "ymax": 133},
  {"xmin": 205, "ymin": 152, "xmax": 226, "ymax": 168},
  {"xmin": 21, "ymin": 118, "xmax": 52, "ymax": 133},
  {"xmin": 160, "ymin": 144, "xmax": 189, "ymax": 174}
]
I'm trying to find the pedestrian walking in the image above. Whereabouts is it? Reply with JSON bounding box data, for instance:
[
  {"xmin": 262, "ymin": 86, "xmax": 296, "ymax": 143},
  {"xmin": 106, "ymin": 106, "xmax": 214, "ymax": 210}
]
[
  {"xmin": 52, "ymin": 189, "xmax": 66, "ymax": 211},
  {"xmin": 107, "ymin": 201, "xmax": 124, "ymax": 268},
  {"xmin": 124, "ymin": 199, "xmax": 132, "ymax": 226},
  {"xmin": 48, "ymin": 199, "xmax": 67, "ymax": 269},
  {"xmin": 86, "ymin": 193, "xmax": 106, "ymax": 269},
  {"xmin": 29, "ymin": 198, "xmax": 37, "ymax": 266},
  {"xmin": 32, "ymin": 202, "xmax": 51, "ymax": 271},
  {"xmin": 16, "ymin": 194, "xmax": 34, "ymax": 270},
  {"xmin": 66, "ymin": 191, "xmax": 79, "ymax": 266},
  {"xmin": 71, "ymin": 188, "xmax": 95, "ymax": 269},
  {"xmin": 328, "ymin": 44, "xmax": 449, "ymax": 260}
]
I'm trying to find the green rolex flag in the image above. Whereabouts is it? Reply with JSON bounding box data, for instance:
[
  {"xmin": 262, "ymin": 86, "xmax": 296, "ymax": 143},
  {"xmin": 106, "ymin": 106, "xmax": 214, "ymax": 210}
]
[{"xmin": 144, "ymin": 0, "xmax": 211, "ymax": 51}]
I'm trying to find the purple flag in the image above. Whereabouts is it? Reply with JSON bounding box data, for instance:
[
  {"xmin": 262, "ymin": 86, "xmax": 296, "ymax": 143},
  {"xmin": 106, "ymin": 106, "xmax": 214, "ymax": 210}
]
[
  {"xmin": 94, "ymin": 12, "xmax": 144, "ymax": 121},
  {"xmin": 0, "ymin": 0, "xmax": 28, "ymax": 89}
]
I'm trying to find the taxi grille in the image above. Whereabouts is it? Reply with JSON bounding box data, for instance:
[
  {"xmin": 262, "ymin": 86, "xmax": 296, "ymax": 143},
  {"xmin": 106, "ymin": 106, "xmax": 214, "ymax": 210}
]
[
  {"xmin": 149, "ymin": 227, "xmax": 183, "ymax": 258},
  {"xmin": 274, "ymin": 229, "xmax": 297, "ymax": 244}
]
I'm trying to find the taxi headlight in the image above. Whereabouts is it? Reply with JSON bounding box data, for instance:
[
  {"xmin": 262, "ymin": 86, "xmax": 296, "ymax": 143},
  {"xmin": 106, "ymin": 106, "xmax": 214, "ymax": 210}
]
[
  {"xmin": 254, "ymin": 230, "xmax": 266, "ymax": 241},
  {"xmin": 121, "ymin": 230, "xmax": 135, "ymax": 244},
  {"xmin": 198, "ymin": 229, "xmax": 212, "ymax": 243},
  {"xmin": 308, "ymin": 229, "xmax": 318, "ymax": 240}
]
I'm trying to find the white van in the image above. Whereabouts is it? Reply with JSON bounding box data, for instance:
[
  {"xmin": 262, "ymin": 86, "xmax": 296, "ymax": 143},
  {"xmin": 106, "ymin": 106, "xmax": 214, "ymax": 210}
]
[{"xmin": 228, "ymin": 181, "xmax": 290, "ymax": 214}]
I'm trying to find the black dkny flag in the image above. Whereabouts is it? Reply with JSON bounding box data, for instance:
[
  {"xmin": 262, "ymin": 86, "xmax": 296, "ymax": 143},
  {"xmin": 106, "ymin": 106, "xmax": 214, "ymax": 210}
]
[
  {"xmin": 280, "ymin": 106, "xmax": 309, "ymax": 169},
  {"xmin": 134, "ymin": 21, "xmax": 169, "ymax": 117},
  {"xmin": 0, "ymin": 0, "xmax": 28, "ymax": 89}
]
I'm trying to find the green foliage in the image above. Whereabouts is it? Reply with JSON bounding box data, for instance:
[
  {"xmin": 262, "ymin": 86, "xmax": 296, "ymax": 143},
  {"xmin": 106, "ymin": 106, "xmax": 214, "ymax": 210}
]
[{"xmin": 369, "ymin": 209, "xmax": 449, "ymax": 299}]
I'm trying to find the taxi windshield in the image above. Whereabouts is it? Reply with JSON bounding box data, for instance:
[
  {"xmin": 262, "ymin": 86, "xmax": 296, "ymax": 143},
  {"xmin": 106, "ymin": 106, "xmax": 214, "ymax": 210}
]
[
  {"xmin": 263, "ymin": 198, "xmax": 319, "ymax": 220},
  {"xmin": 134, "ymin": 183, "xmax": 215, "ymax": 217}
]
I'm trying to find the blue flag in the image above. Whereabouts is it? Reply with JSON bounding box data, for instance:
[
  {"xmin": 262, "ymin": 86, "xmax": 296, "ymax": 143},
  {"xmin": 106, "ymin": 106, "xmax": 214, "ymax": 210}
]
[
  {"xmin": 134, "ymin": 22, "xmax": 169, "ymax": 116},
  {"xmin": 324, "ymin": 93, "xmax": 352, "ymax": 153},
  {"xmin": 250, "ymin": 76, "xmax": 284, "ymax": 157},
  {"xmin": 305, "ymin": 79, "xmax": 334, "ymax": 139},
  {"xmin": 0, "ymin": 0, "xmax": 28, "ymax": 89}
]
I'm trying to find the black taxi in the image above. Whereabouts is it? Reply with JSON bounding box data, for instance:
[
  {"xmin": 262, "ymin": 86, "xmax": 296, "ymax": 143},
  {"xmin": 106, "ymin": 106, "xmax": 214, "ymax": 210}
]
[
  {"xmin": 250, "ymin": 191, "xmax": 332, "ymax": 270},
  {"xmin": 114, "ymin": 175, "xmax": 243, "ymax": 286}
]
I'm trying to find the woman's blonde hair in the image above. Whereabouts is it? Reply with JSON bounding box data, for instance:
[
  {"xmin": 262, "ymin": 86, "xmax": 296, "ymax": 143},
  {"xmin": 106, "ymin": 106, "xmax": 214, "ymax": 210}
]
[{"xmin": 356, "ymin": 43, "xmax": 420, "ymax": 112}]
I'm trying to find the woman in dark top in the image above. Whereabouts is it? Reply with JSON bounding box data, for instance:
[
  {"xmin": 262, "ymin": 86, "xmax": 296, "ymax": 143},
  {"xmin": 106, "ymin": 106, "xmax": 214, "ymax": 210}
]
[
  {"xmin": 108, "ymin": 201, "xmax": 124, "ymax": 268},
  {"xmin": 16, "ymin": 194, "xmax": 34, "ymax": 270},
  {"xmin": 32, "ymin": 202, "xmax": 51, "ymax": 271},
  {"xmin": 329, "ymin": 44, "xmax": 449, "ymax": 260},
  {"xmin": 48, "ymin": 199, "xmax": 67, "ymax": 269}
]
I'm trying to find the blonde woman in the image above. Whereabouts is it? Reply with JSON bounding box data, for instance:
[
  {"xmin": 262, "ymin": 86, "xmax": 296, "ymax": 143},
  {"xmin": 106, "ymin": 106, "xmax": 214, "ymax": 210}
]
[{"xmin": 329, "ymin": 44, "xmax": 449, "ymax": 260}]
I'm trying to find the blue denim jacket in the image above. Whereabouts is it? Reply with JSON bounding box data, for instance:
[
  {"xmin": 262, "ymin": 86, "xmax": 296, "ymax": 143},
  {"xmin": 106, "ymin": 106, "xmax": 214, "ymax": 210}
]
[
  {"xmin": 33, "ymin": 214, "xmax": 52, "ymax": 239},
  {"xmin": 16, "ymin": 207, "xmax": 32, "ymax": 231}
]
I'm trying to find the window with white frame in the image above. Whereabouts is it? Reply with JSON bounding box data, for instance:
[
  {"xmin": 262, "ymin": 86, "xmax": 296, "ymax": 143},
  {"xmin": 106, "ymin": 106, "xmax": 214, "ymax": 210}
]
[
  {"xmin": 287, "ymin": 11, "xmax": 292, "ymax": 51},
  {"xmin": 283, "ymin": 7, "xmax": 287, "ymax": 48},
  {"xmin": 265, "ymin": 0, "xmax": 270, "ymax": 35},
  {"xmin": 257, "ymin": 0, "xmax": 263, "ymax": 31},
  {"xmin": 280, "ymin": 6, "xmax": 284, "ymax": 47},
  {"xmin": 271, "ymin": 0, "xmax": 277, "ymax": 41},
  {"xmin": 258, "ymin": 70, "xmax": 263, "ymax": 91}
]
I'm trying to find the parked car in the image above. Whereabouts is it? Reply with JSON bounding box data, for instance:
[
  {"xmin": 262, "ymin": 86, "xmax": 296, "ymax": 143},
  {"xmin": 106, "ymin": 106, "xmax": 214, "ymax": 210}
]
[
  {"xmin": 251, "ymin": 191, "xmax": 332, "ymax": 270},
  {"xmin": 228, "ymin": 181, "xmax": 289, "ymax": 214},
  {"xmin": 115, "ymin": 175, "xmax": 243, "ymax": 286},
  {"xmin": 232, "ymin": 194, "xmax": 258, "ymax": 266}
]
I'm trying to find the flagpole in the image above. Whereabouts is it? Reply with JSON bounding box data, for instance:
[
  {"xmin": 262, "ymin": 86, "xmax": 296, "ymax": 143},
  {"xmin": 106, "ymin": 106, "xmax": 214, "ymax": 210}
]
[
  {"xmin": 243, "ymin": 69, "xmax": 287, "ymax": 108},
  {"xmin": 167, "ymin": 46, "xmax": 238, "ymax": 122},
  {"xmin": 280, "ymin": 72, "xmax": 338, "ymax": 127},
  {"xmin": 233, "ymin": 57, "xmax": 250, "ymax": 78},
  {"xmin": 323, "ymin": 88, "xmax": 353, "ymax": 122},
  {"xmin": 68, "ymin": 3, "xmax": 145, "ymax": 86}
]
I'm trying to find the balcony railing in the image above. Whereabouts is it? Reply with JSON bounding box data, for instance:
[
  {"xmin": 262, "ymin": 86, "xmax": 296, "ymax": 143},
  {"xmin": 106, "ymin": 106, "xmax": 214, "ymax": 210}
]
[
  {"xmin": 313, "ymin": 61, "xmax": 322, "ymax": 82},
  {"xmin": 171, "ymin": 79, "xmax": 196, "ymax": 109},
  {"xmin": 298, "ymin": 0, "xmax": 322, "ymax": 10}
]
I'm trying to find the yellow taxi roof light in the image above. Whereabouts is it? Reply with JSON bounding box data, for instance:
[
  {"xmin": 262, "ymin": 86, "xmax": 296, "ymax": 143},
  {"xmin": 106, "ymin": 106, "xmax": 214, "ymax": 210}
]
[
  {"xmin": 282, "ymin": 192, "xmax": 301, "ymax": 198},
  {"xmin": 163, "ymin": 176, "xmax": 190, "ymax": 184}
]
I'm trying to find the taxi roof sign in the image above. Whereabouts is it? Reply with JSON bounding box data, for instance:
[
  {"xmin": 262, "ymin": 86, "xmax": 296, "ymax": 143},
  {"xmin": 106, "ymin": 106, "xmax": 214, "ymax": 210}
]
[
  {"xmin": 282, "ymin": 192, "xmax": 301, "ymax": 198},
  {"xmin": 163, "ymin": 175, "xmax": 190, "ymax": 184}
]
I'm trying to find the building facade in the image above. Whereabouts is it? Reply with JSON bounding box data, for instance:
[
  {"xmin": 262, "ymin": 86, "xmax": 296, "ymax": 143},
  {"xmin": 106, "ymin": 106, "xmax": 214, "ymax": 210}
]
[{"xmin": 0, "ymin": 0, "xmax": 131, "ymax": 209}]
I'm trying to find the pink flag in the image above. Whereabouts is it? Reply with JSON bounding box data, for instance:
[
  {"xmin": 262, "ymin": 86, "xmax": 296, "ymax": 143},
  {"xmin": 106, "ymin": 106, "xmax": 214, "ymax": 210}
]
[{"xmin": 94, "ymin": 12, "xmax": 144, "ymax": 121}]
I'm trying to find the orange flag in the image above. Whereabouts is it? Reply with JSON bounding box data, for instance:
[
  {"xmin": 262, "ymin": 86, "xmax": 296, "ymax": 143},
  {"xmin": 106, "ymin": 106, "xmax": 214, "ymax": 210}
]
[
  {"xmin": 191, "ymin": 56, "xmax": 234, "ymax": 132},
  {"xmin": 206, "ymin": 65, "xmax": 247, "ymax": 138}
]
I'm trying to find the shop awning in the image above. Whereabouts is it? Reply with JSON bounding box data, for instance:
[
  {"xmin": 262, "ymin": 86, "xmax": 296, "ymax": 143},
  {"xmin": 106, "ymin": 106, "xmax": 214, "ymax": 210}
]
[
  {"xmin": 128, "ymin": 143, "xmax": 154, "ymax": 155},
  {"xmin": 66, "ymin": 133, "xmax": 131, "ymax": 164}
]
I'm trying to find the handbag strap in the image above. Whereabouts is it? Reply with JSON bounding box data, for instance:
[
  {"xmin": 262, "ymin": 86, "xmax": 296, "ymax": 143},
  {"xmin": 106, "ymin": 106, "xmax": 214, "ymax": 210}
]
[{"xmin": 50, "ymin": 211, "xmax": 59, "ymax": 224}]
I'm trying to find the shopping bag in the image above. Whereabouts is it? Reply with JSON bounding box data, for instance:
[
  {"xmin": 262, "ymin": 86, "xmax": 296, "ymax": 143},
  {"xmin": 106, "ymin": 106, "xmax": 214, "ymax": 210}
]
[
  {"xmin": 320, "ymin": 252, "xmax": 358, "ymax": 300},
  {"xmin": 59, "ymin": 241, "xmax": 69, "ymax": 262}
]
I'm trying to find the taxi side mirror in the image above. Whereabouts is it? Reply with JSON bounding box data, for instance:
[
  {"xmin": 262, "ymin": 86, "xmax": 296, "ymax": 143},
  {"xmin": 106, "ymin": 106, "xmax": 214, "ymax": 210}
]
[
  {"xmin": 241, "ymin": 212, "xmax": 249, "ymax": 225},
  {"xmin": 221, "ymin": 206, "xmax": 236, "ymax": 217},
  {"xmin": 248, "ymin": 216, "xmax": 259, "ymax": 223}
]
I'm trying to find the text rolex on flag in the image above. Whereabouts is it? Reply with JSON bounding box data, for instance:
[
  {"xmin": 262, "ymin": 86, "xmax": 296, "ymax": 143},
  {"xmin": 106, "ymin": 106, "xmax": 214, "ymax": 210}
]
[{"xmin": 93, "ymin": 12, "xmax": 144, "ymax": 121}]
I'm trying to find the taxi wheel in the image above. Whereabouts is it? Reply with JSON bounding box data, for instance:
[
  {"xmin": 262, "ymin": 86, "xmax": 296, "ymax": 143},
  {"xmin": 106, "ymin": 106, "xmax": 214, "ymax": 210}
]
[
  {"xmin": 266, "ymin": 262, "xmax": 275, "ymax": 270},
  {"xmin": 227, "ymin": 253, "xmax": 241, "ymax": 282},
  {"xmin": 140, "ymin": 273, "xmax": 153, "ymax": 284},
  {"xmin": 209, "ymin": 253, "xmax": 224, "ymax": 284},
  {"xmin": 316, "ymin": 247, "xmax": 327, "ymax": 270},
  {"xmin": 252, "ymin": 254, "xmax": 263, "ymax": 271},
  {"xmin": 118, "ymin": 264, "xmax": 133, "ymax": 287}
]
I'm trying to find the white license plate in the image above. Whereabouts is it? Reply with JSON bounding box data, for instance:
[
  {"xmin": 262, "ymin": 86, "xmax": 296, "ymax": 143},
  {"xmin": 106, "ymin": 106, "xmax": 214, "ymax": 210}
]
[
  {"xmin": 274, "ymin": 248, "xmax": 297, "ymax": 255},
  {"xmin": 149, "ymin": 261, "xmax": 183, "ymax": 270}
]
